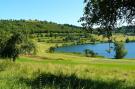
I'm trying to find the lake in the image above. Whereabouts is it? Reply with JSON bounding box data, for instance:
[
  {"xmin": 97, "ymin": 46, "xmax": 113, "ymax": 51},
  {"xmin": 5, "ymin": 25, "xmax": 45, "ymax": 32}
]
[{"xmin": 55, "ymin": 42, "xmax": 135, "ymax": 58}]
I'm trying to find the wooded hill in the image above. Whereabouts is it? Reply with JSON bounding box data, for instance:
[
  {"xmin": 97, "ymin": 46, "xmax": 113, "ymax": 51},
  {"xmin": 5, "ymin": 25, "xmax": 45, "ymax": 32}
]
[
  {"xmin": 0, "ymin": 20, "xmax": 83, "ymax": 33},
  {"xmin": 0, "ymin": 20, "xmax": 135, "ymax": 35},
  {"xmin": 116, "ymin": 26, "xmax": 135, "ymax": 35}
]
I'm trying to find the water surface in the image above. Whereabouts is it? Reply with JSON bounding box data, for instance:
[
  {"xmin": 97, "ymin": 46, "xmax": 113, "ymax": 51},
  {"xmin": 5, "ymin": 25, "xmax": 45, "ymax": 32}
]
[{"xmin": 55, "ymin": 42, "xmax": 135, "ymax": 58}]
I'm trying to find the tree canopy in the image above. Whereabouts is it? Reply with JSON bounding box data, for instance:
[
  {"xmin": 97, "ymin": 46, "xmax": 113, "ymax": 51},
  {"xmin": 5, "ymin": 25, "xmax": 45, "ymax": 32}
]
[
  {"xmin": 0, "ymin": 31, "xmax": 37, "ymax": 62},
  {"xmin": 0, "ymin": 20, "xmax": 82, "ymax": 33},
  {"xmin": 80, "ymin": 0, "xmax": 135, "ymax": 37},
  {"xmin": 0, "ymin": 32, "xmax": 23, "ymax": 61}
]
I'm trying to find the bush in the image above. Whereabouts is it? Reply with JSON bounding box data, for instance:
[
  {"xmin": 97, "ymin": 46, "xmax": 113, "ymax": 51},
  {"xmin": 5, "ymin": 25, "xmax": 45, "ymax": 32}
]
[
  {"xmin": 55, "ymin": 44, "xmax": 59, "ymax": 48},
  {"xmin": 114, "ymin": 41, "xmax": 127, "ymax": 59},
  {"xmin": 20, "ymin": 40, "xmax": 37, "ymax": 55},
  {"xmin": 84, "ymin": 49, "xmax": 97, "ymax": 57},
  {"xmin": 125, "ymin": 38, "xmax": 130, "ymax": 43},
  {"xmin": 37, "ymin": 38, "xmax": 46, "ymax": 42},
  {"xmin": 48, "ymin": 47, "xmax": 55, "ymax": 53}
]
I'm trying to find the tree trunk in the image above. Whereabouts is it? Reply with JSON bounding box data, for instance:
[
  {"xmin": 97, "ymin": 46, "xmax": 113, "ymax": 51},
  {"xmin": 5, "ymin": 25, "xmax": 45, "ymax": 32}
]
[{"xmin": 13, "ymin": 57, "xmax": 16, "ymax": 62}]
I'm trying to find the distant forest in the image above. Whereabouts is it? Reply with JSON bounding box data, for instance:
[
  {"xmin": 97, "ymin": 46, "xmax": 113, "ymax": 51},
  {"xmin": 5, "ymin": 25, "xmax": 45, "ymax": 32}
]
[
  {"xmin": 0, "ymin": 20, "xmax": 134, "ymax": 35},
  {"xmin": 117, "ymin": 26, "xmax": 135, "ymax": 35},
  {"xmin": 0, "ymin": 20, "xmax": 83, "ymax": 33}
]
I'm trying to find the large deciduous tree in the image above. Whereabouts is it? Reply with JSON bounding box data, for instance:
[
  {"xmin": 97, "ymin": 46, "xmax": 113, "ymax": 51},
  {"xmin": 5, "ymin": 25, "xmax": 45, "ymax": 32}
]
[
  {"xmin": 0, "ymin": 32, "xmax": 23, "ymax": 61},
  {"xmin": 0, "ymin": 31, "xmax": 37, "ymax": 62},
  {"xmin": 80, "ymin": 0, "xmax": 135, "ymax": 38}
]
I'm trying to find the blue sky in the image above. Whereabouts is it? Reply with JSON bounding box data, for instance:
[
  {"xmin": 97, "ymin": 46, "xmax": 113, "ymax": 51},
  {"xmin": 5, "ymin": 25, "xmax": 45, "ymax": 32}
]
[{"xmin": 0, "ymin": 0, "xmax": 84, "ymax": 26}]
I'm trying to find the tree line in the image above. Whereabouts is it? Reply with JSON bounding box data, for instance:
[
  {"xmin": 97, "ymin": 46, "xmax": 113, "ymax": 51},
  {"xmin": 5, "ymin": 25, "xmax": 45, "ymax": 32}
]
[{"xmin": 0, "ymin": 19, "xmax": 83, "ymax": 33}]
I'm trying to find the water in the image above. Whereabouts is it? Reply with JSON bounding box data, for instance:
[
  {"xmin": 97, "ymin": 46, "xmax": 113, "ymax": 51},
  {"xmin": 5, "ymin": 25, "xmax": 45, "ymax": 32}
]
[{"xmin": 55, "ymin": 42, "xmax": 135, "ymax": 58}]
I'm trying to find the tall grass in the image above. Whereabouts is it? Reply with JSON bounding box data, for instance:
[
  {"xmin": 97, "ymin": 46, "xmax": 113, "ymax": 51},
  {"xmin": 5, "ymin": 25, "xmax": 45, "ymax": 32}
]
[{"xmin": 0, "ymin": 60, "xmax": 135, "ymax": 89}]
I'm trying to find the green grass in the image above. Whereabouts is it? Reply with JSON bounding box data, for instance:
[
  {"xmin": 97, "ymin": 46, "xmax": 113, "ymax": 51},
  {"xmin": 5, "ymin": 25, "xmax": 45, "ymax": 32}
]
[
  {"xmin": 1, "ymin": 57, "xmax": 135, "ymax": 89},
  {"xmin": 1, "ymin": 42, "xmax": 135, "ymax": 89}
]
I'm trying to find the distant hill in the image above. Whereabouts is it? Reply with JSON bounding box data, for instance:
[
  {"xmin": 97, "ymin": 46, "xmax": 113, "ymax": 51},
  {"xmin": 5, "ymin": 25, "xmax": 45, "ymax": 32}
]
[
  {"xmin": 116, "ymin": 25, "xmax": 135, "ymax": 35},
  {"xmin": 91, "ymin": 25, "xmax": 135, "ymax": 35},
  {"xmin": 0, "ymin": 20, "xmax": 83, "ymax": 33},
  {"xmin": 1, "ymin": 19, "xmax": 134, "ymax": 35}
]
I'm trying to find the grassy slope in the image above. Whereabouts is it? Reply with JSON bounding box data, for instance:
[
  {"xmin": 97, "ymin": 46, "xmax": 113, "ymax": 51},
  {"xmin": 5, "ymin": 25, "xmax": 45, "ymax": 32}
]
[{"xmin": 1, "ymin": 42, "xmax": 135, "ymax": 89}]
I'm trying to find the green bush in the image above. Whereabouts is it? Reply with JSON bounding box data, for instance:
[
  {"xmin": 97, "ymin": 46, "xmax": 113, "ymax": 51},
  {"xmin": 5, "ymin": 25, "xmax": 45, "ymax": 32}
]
[
  {"xmin": 125, "ymin": 38, "xmax": 130, "ymax": 43},
  {"xmin": 20, "ymin": 40, "xmax": 37, "ymax": 55},
  {"xmin": 84, "ymin": 49, "xmax": 97, "ymax": 57},
  {"xmin": 48, "ymin": 47, "xmax": 55, "ymax": 53},
  {"xmin": 37, "ymin": 38, "xmax": 46, "ymax": 42},
  {"xmin": 114, "ymin": 41, "xmax": 127, "ymax": 59}
]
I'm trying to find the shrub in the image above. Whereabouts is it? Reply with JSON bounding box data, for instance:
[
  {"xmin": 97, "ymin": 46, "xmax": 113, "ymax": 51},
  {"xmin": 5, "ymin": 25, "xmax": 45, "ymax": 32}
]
[
  {"xmin": 125, "ymin": 38, "xmax": 130, "ymax": 43},
  {"xmin": 114, "ymin": 41, "xmax": 127, "ymax": 59},
  {"xmin": 84, "ymin": 49, "xmax": 97, "ymax": 57},
  {"xmin": 20, "ymin": 40, "xmax": 37, "ymax": 55},
  {"xmin": 37, "ymin": 38, "xmax": 45, "ymax": 42},
  {"xmin": 48, "ymin": 47, "xmax": 55, "ymax": 53},
  {"xmin": 55, "ymin": 44, "xmax": 59, "ymax": 48}
]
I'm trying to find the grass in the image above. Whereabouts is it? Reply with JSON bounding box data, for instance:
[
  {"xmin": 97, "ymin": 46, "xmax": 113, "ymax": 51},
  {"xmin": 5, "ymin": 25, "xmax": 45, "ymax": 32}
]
[
  {"xmin": 1, "ymin": 42, "xmax": 135, "ymax": 89},
  {"xmin": 1, "ymin": 57, "xmax": 135, "ymax": 89}
]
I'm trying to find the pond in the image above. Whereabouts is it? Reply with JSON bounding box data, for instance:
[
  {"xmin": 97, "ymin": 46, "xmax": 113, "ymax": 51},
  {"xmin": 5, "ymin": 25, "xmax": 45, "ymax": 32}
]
[{"xmin": 55, "ymin": 42, "xmax": 135, "ymax": 58}]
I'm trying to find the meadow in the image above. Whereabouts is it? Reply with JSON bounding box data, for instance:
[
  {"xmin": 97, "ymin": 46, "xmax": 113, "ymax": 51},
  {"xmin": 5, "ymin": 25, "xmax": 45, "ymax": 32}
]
[{"xmin": 1, "ymin": 42, "xmax": 135, "ymax": 89}]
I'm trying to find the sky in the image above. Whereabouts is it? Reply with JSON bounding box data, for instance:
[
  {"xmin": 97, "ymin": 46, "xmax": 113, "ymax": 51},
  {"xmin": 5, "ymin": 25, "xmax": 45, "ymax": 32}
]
[{"xmin": 0, "ymin": 0, "xmax": 84, "ymax": 26}]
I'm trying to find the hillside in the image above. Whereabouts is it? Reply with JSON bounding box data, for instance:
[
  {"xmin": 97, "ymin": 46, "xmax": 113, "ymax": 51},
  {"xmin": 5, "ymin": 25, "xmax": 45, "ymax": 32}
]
[
  {"xmin": 0, "ymin": 20, "xmax": 83, "ymax": 33},
  {"xmin": 116, "ymin": 25, "xmax": 135, "ymax": 35}
]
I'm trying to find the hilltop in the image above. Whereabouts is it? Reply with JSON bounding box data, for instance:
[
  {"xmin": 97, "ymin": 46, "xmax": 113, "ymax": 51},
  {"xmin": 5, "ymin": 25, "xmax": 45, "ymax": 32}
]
[{"xmin": 0, "ymin": 19, "xmax": 83, "ymax": 33}]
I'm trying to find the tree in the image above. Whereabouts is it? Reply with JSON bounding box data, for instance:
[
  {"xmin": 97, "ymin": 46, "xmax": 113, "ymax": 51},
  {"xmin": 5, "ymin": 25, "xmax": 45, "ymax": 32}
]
[
  {"xmin": 0, "ymin": 32, "xmax": 37, "ymax": 62},
  {"xmin": 20, "ymin": 40, "xmax": 37, "ymax": 55},
  {"xmin": 80, "ymin": 0, "xmax": 135, "ymax": 38},
  {"xmin": 114, "ymin": 41, "xmax": 127, "ymax": 59},
  {"xmin": 84, "ymin": 49, "xmax": 97, "ymax": 57},
  {"xmin": 0, "ymin": 32, "xmax": 23, "ymax": 61},
  {"xmin": 48, "ymin": 47, "xmax": 55, "ymax": 53}
]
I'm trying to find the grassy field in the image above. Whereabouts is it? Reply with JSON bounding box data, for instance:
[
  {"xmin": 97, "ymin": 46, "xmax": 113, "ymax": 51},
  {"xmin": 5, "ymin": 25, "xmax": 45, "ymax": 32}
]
[{"xmin": 1, "ymin": 42, "xmax": 135, "ymax": 89}]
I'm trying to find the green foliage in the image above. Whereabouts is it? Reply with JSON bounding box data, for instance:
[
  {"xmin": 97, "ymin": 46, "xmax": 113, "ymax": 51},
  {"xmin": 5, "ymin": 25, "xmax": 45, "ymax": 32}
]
[
  {"xmin": 84, "ymin": 49, "xmax": 97, "ymax": 57},
  {"xmin": 20, "ymin": 40, "xmax": 37, "ymax": 55},
  {"xmin": 0, "ymin": 20, "xmax": 83, "ymax": 33},
  {"xmin": 37, "ymin": 38, "xmax": 46, "ymax": 42},
  {"xmin": 0, "ymin": 31, "xmax": 37, "ymax": 61},
  {"xmin": 0, "ymin": 32, "xmax": 24, "ymax": 61},
  {"xmin": 89, "ymin": 35, "xmax": 96, "ymax": 43},
  {"xmin": 114, "ymin": 41, "xmax": 127, "ymax": 59},
  {"xmin": 48, "ymin": 47, "xmax": 55, "ymax": 53},
  {"xmin": 0, "ymin": 31, "xmax": 11, "ymax": 47},
  {"xmin": 80, "ymin": 0, "xmax": 135, "ymax": 38},
  {"xmin": 126, "ymin": 38, "xmax": 130, "ymax": 43},
  {"xmin": 116, "ymin": 25, "xmax": 135, "ymax": 35}
]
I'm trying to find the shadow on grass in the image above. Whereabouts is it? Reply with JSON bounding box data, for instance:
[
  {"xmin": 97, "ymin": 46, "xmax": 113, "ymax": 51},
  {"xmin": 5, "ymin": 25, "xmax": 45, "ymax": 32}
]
[{"xmin": 20, "ymin": 73, "xmax": 135, "ymax": 89}]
